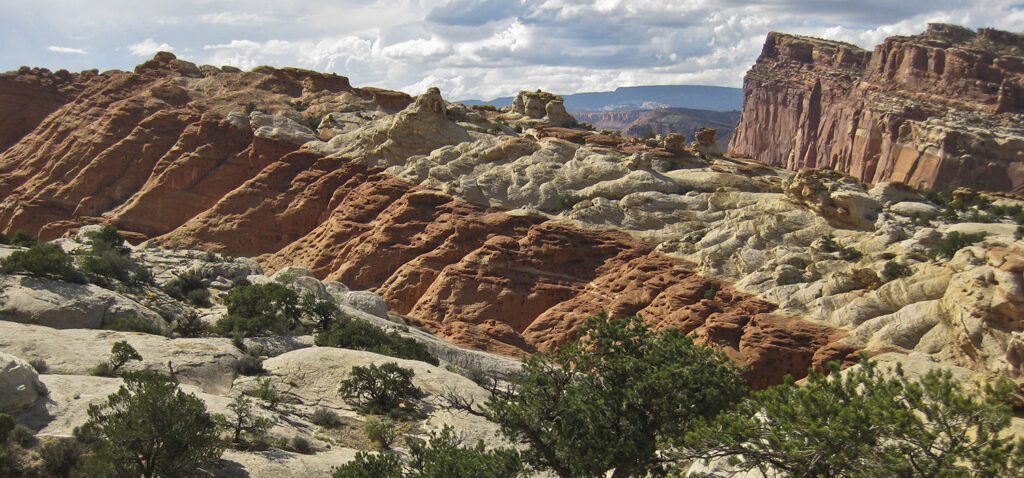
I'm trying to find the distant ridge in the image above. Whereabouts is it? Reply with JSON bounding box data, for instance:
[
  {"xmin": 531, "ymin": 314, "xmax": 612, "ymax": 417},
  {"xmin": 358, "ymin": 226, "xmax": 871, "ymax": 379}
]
[{"xmin": 458, "ymin": 85, "xmax": 743, "ymax": 112}]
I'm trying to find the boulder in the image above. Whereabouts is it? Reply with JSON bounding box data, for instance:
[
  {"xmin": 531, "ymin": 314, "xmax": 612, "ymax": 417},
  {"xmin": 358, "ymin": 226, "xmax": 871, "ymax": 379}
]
[
  {"xmin": 0, "ymin": 275, "xmax": 168, "ymax": 332},
  {"xmin": 0, "ymin": 351, "xmax": 46, "ymax": 413}
]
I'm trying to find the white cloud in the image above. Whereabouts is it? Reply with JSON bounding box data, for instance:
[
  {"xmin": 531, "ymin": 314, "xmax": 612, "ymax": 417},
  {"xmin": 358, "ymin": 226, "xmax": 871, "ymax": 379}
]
[
  {"xmin": 199, "ymin": 12, "xmax": 277, "ymax": 26},
  {"xmin": 47, "ymin": 46, "xmax": 87, "ymax": 54},
  {"xmin": 128, "ymin": 39, "xmax": 174, "ymax": 57},
  {"xmin": 3, "ymin": 0, "xmax": 1023, "ymax": 99}
]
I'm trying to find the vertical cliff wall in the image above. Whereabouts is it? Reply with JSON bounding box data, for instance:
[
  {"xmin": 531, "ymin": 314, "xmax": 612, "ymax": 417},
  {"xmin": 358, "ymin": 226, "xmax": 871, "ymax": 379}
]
[{"xmin": 729, "ymin": 24, "xmax": 1024, "ymax": 193}]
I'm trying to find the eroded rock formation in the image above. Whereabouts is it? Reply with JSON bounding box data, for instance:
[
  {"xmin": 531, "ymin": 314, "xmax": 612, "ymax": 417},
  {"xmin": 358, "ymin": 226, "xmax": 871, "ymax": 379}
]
[{"xmin": 729, "ymin": 24, "xmax": 1024, "ymax": 193}]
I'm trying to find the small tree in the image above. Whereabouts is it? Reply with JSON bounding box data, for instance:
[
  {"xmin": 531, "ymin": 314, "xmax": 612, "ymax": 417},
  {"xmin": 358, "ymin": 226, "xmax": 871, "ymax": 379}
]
[
  {"xmin": 448, "ymin": 314, "xmax": 746, "ymax": 478},
  {"xmin": 77, "ymin": 226, "xmax": 151, "ymax": 287},
  {"xmin": 215, "ymin": 395, "xmax": 274, "ymax": 445},
  {"xmin": 316, "ymin": 315, "xmax": 438, "ymax": 365},
  {"xmin": 682, "ymin": 362, "xmax": 1024, "ymax": 477},
  {"xmin": 164, "ymin": 271, "xmax": 211, "ymax": 307},
  {"xmin": 214, "ymin": 283, "xmax": 303, "ymax": 337},
  {"xmin": 340, "ymin": 363, "xmax": 422, "ymax": 415},
  {"xmin": 74, "ymin": 371, "xmax": 224, "ymax": 478},
  {"xmin": 109, "ymin": 341, "xmax": 142, "ymax": 373}
]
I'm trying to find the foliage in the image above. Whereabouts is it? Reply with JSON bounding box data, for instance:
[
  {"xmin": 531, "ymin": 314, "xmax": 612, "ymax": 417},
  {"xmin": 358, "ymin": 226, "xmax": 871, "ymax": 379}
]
[
  {"xmin": 472, "ymin": 314, "xmax": 746, "ymax": 478},
  {"xmin": 74, "ymin": 371, "xmax": 224, "ymax": 478},
  {"xmin": 303, "ymin": 294, "xmax": 342, "ymax": 332},
  {"xmin": 104, "ymin": 315, "xmax": 164, "ymax": 335},
  {"xmin": 173, "ymin": 311, "xmax": 208, "ymax": 338},
  {"xmin": 882, "ymin": 260, "xmax": 912, "ymax": 281},
  {"xmin": 237, "ymin": 354, "xmax": 265, "ymax": 376},
  {"xmin": 290, "ymin": 435, "xmax": 313, "ymax": 454},
  {"xmin": 340, "ymin": 363, "xmax": 422, "ymax": 415},
  {"xmin": 164, "ymin": 271, "xmax": 211, "ymax": 307},
  {"xmin": 702, "ymin": 283, "xmax": 719, "ymax": 300},
  {"xmin": 39, "ymin": 437, "xmax": 84, "ymax": 478},
  {"xmin": 0, "ymin": 413, "xmax": 17, "ymax": 476},
  {"xmin": 0, "ymin": 243, "xmax": 86, "ymax": 283},
  {"xmin": 214, "ymin": 395, "xmax": 274, "ymax": 445},
  {"xmin": 334, "ymin": 426, "xmax": 524, "ymax": 478},
  {"xmin": 110, "ymin": 341, "xmax": 142, "ymax": 373},
  {"xmin": 311, "ymin": 407, "xmax": 342, "ymax": 428},
  {"xmin": 10, "ymin": 424, "xmax": 35, "ymax": 448},
  {"xmin": 364, "ymin": 417, "xmax": 402, "ymax": 450},
  {"xmin": 252, "ymin": 377, "xmax": 281, "ymax": 409},
  {"xmin": 213, "ymin": 283, "xmax": 303, "ymax": 337},
  {"xmin": 315, "ymin": 315, "xmax": 439, "ymax": 365},
  {"xmin": 77, "ymin": 226, "xmax": 152, "ymax": 288},
  {"xmin": 933, "ymin": 231, "xmax": 987, "ymax": 259},
  {"xmin": 2, "ymin": 230, "xmax": 39, "ymax": 247},
  {"xmin": 559, "ymin": 193, "xmax": 583, "ymax": 211},
  {"xmin": 681, "ymin": 362, "xmax": 1024, "ymax": 477}
]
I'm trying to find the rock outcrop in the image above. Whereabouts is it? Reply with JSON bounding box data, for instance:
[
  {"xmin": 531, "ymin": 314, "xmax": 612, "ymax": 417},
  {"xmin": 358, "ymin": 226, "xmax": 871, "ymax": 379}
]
[
  {"xmin": 729, "ymin": 25, "xmax": 1024, "ymax": 193},
  {"xmin": 0, "ymin": 351, "xmax": 46, "ymax": 413},
  {"xmin": 573, "ymin": 108, "xmax": 740, "ymax": 148}
]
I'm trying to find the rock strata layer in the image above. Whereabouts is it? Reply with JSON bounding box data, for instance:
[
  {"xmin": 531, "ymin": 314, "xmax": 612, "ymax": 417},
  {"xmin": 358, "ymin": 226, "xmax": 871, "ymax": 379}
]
[{"xmin": 729, "ymin": 24, "xmax": 1024, "ymax": 193}]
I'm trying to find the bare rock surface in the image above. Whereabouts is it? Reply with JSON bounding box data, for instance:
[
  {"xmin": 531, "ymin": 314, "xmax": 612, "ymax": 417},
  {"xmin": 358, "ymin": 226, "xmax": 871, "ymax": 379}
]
[{"xmin": 0, "ymin": 351, "xmax": 46, "ymax": 413}]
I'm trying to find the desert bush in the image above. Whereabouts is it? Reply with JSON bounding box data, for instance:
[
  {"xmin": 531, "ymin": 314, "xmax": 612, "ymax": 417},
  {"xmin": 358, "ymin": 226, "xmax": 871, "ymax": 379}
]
[
  {"xmin": 933, "ymin": 231, "xmax": 987, "ymax": 259},
  {"xmin": 10, "ymin": 424, "xmax": 34, "ymax": 448},
  {"xmin": 77, "ymin": 226, "xmax": 152, "ymax": 287},
  {"xmin": 882, "ymin": 260, "xmax": 912, "ymax": 281},
  {"xmin": 364, "ymin": 417, "xmax": 402, "ymax": 450},
  {"xmin": 340, "ymin": 363, "xmax": 422, "ymax": 415},
  {"xmin": 164, "ymin": 271, "xmax": 212, "ymax": 307},
  {"xmin": 6, "ymin": 230, "xmax": 38, "ymax": 247},
  {"xmin": 173, "ymin": 310, "xmax": 208, "ymax": 338},
  {"xmin": 237, "ymin": 354, "xmax": 265, "ymax": 376},
  {"xmin": 73, "ymin": 371, "xmax": 223, "ymax": 477},
  {"xmin": 0, "ymin": 243, "xmax": 86, "ymax": 283},
  {"xmin": 104, "ymin": 315, "xmax": 163, "ymax": 335},
  {"xmin": 213, "ymin": 283, "xmax": 303, "ymax": 337},
  {"xmin": 315, "ymin": 315, "xmax": 438, "ymax": 365},
  {"xmin": 290, "ymin": 435, "xmax": 313, "ymax": 454},
  {"xmin": 310, "ymin": 407, "xmax": 342, "ymax": 428},
  {"xmin": 39, "ymin": 437, "xmax": 83, "ymax": 478},
  {"xmin": 334, "ymin": 425, "xmax": 523, "ymax": 478},
  {"xmin": 92, "ymin": 341, "xmax": 142, "ymax": 377},
  {"xmin": 702, "ymin": 283, "xmax": 720, "ymax": 300},
  {"xmin": 251, "ymin": 377, "xmax": 280, "ymax": 409},
  {"xmin": 29, "ymin": 358, "xmax": 48, "ymax": 374},
  {"xmin": 214, "ymin": 395, "xmax": 274, "ymax": 445}
]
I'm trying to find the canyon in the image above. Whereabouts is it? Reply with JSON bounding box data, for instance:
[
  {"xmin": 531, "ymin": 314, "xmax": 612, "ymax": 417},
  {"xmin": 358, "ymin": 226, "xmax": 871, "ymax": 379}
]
[
  {"xmin": 729, "ymin": 24, "xmax": 1024, "ymax": 193},
  {"xmin": 573, "ymin": 108, "xmax": 740, "ymax": 148}
]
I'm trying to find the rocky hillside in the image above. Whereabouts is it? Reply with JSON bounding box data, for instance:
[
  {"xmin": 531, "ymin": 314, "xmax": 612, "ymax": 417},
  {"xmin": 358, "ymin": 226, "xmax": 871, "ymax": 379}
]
[
  {"xmin": 729, "ymin": 24, "xmax": 1024, "ymax": 193},
  {"xmin": 1, "ymin": 49, "xmax": 1024, "ymax": 398},
  {"xmin": 574, "ymin": 108, "xmax": 740, "ymax": 148}
]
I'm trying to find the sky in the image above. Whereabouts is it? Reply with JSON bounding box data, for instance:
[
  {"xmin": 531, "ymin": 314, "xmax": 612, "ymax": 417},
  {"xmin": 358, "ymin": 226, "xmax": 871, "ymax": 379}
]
[{"xmin": 2, "ymin": 1, "xmax": 1022, "ymax": 100}]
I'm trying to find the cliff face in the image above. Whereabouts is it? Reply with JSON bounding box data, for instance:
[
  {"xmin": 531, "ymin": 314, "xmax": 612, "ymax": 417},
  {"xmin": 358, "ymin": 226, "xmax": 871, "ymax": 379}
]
[{"xmin": 729, "ymin": 25, "xmax": 1024, "ymax": 193}]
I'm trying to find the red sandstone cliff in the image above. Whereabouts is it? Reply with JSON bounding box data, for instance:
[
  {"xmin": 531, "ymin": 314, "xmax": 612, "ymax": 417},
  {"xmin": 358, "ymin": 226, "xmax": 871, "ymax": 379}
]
[{"xmin": 729, "ymin": 24, "xmax": 1024, "ymax": 193}]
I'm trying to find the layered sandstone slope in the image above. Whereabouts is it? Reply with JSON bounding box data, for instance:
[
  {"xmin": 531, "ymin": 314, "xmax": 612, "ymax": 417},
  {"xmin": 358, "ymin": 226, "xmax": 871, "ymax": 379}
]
[
  {"xmin": 2, "ymin": 52, "xmax": 1023, "ymax": 389},
  {"xmin": 574, "ymin": 108, "xmax": 740, "ymax": 148},
  {"xmin": 729, "ymin": 24, "xmax": 1024, "ymax": 193}
]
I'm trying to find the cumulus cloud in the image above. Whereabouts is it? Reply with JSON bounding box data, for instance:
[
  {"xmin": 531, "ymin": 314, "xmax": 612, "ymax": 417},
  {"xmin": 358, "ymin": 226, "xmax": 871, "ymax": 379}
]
[
  {"xmin": 2, "ymin": 1, "xmax": 1023, "ymax": 99},
  {"xmin": 47, "ymin": 46, "xmax": 87, "ymax": 54},
  {"xmin": 128, "ymin": 38, "xmax": 175, "ymax": 57}
]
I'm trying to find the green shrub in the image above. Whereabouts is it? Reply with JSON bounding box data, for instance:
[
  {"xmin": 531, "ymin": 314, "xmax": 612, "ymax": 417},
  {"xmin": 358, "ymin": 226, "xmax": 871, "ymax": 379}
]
[
  {"xmin": 838, "ymin": 246, "xmax": 863, "ymax": 261},
  {"xmin": 10, "ymin": 424, "xmax": 34, "ymax": 448},
  {"xmin": 335, "ymin": 425, "xmax": 524, "ymax": 478},
  {"xmin": 8, "ymin": 230, "xmax": 38, "ymax": 247},
  {"xmin": 39, "ymin": 437, "xmax": 83, "ymax": 478},
  {"xmin": 933, "ymin": 231, "xmax": 986, "ymax": 258},
  {"xmin": 104, "ymin": 315, "xmax": 163, "ymax": 335},
  {"xmin": 172, "ymin": 311, "xmax": 208, "ymax": 338},
  {"xmin": 237, "ymin": 354, "xmax": 265, "ymax": 376},
  {"xmin": 290, "ymin": 435, "xmax": 313, "ymax": 454},
  {"xmin": 213, "ymin": 283, "xmax": 303, "ymax": 337},
  {"xmin": 702, "ymin": 283, "xmax": 719, "ymax": 300},
  {"xmin": 315, "ymin": 315, "xmax": 438, "ymax": 365},
  {"xmin": 339, "ymin": 363, "xmax": 422, "ymax": 415},
  {"xmin": 310, "ymin": 407, "xmax": 342, "ymax": 428},
  {"xmin": 251, "ymin": 377, "xmax": 280, "ymax": 409},
  {"xmin": 0, "ymin": 243, "xmax": 86, "ymax": 283},
  {"xmin": 882, "ymin": 260, "xmax": 912, "ymax": 280},
  {"xmin": 164, "ymin": 271, "xmax": 211, "ymax": 307},
  {"xmin": 364, "ymin": 417, "xmax": 401, "ymax": 450},
  {"xmin": 110, "ymin": 341, "xmax": 142, "ymax": 373},
  {"xmin": 73, "ymin": 371, "xmax": 223, "ymax": 477},
  {"xmin": 89, "ymin": 362, "xmax": 115, "ymax": 378},
  {"xmin": 77, "ymin": 226, "xmax": 152, "ymax": 287}
]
